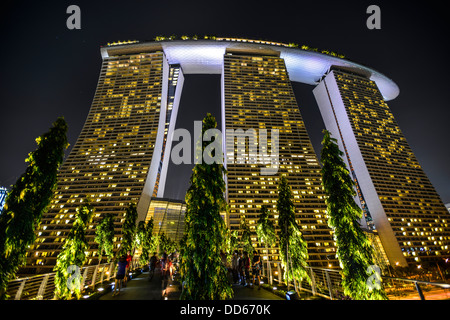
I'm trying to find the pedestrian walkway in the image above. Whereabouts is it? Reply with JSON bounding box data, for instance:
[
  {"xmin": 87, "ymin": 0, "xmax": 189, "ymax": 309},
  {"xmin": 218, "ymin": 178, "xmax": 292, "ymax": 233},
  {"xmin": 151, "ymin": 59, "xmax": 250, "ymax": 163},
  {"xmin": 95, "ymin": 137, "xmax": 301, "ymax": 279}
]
[
  {"xmin": 100, "ymin": 268, "xmax": 283, "ymax": 300},
  {"xmin": 100, "ymin": 268, "xmax": 173, "ymax": 300},
  {"xmin": 232, "ymin": 283, "xmax": 284, "ymax": 300}
]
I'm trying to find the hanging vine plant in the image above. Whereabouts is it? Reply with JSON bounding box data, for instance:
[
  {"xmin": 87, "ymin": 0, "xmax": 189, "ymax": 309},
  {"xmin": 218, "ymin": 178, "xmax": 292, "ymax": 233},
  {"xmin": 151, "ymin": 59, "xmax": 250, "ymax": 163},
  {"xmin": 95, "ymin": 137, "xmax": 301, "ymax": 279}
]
[
  {"xmin": 180, "ymin": 113, "xmax": 233, "ymax": 300},
  {"xmin": 320, "ymin": 129, "xmax": 387, "ymax": 300},
  {"xmin": 0, "ymin": 117, "xmax": 68, "ymax": 300},
  {"xmin": 95, "ymin": 212, "xmax": 115, "ymax": 263},
  {"xmin": 54, "ymin": 198, "xmax": 94, "ymax": 300}
]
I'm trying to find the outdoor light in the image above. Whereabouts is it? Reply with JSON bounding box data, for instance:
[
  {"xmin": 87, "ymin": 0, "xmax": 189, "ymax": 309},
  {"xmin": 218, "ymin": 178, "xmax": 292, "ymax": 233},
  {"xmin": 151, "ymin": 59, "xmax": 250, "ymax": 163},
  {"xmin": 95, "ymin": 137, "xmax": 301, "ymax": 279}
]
[
  {"xmin": 273, "ymin": 287, "xmax": 277, "ymax": 290},
  {"xmin": 83, "ymin": 295, "xmax": 90, "ymax": 299},
  {"xmin": 286, "ymin": 290, "xmax": 299, "ymax": 300},
  {"xmin": 98, "ymin": 288, "xmax": 104, "ymax": 292}
]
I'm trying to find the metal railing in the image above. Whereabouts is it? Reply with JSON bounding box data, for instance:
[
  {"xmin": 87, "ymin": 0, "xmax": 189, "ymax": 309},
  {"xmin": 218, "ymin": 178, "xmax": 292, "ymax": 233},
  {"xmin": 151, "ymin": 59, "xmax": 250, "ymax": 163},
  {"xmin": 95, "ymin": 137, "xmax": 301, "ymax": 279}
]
[
  {"xmin": 260, "ymin": 261, "xmax": 345, "ymax": 299},
  {"xmin": 383, "ymin": 276, "xmax": 450, "ymax": 300},
  {"xmin": 7, "ymin": 257, "xmax": 449, "ymax": 300},
  {"xmin": 5, "ymin": 258, "xmax": 141, "ymax": 300},
  {"xmin": 260, "ymin": 260, "xmax": 450, "ymax": 300}
]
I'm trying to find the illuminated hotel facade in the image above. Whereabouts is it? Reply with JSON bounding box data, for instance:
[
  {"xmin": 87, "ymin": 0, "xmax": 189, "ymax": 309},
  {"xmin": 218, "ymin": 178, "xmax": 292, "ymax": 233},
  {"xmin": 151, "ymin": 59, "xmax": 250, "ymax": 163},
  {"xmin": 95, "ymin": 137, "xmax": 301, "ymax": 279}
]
[
  {"xmin": 23, "ymin": 37, "xmax": 449, "ymax": 273},
  {"xmin": 314, "ymin": 68, "xmax": 450, "ymax": 266}
]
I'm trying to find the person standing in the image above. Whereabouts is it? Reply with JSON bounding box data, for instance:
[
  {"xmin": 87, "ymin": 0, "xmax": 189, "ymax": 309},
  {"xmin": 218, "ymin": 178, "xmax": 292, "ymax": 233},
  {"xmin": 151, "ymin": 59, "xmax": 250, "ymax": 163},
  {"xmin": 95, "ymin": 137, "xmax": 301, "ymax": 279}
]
[
  {"xmin": 124, "ymin": 250, "xmax": 133, "ymax": 287},
  {"xmin": 237, "ymin": 251, "xmax": 244, "ymax": 285},
  {"xmin": 112, "ymin": 255, "xmax": 127, "ymax": 296},
  {"xmin": 242, "ymin": 251, "xmax": 250, "ymax": 287},
  {"xmin": 251, "ymin": 250, "xmax": 261, "ymax": 290},
  {"xmin": 231, "ymin": 250, "xmax": 239, "ymax": 284}
]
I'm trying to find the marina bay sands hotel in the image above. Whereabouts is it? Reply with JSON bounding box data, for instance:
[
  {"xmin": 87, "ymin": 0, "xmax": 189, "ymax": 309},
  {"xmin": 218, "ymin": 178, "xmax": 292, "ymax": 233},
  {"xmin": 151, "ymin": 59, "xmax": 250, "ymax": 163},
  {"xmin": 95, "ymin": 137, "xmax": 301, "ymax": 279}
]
[{"xmin": 24, "ymin": 37, "xmax": 449, "ymax": 274}]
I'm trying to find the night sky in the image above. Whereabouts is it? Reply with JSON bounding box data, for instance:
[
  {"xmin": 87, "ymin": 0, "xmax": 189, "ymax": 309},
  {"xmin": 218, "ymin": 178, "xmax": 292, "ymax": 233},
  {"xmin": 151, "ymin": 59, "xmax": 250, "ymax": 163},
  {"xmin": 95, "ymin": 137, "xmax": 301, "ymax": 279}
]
[{"xmin": 1, "ymin": 1, "xmax": 449, "ymax": 204}]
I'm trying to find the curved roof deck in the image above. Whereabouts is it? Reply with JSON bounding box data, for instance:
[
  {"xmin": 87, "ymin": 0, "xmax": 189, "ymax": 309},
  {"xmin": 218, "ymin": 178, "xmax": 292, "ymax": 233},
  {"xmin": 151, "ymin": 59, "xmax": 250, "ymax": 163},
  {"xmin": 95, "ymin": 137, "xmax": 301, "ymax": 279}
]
[{"xmin": 100, "ymin": 39, "xmax": 399, "ymax": 101}]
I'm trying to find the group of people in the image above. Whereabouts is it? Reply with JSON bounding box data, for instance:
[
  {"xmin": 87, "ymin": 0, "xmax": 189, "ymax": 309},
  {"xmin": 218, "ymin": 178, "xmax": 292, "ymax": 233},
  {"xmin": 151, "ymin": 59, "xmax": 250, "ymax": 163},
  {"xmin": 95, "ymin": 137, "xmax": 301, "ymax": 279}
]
[
  {"xmin": 230, "ymin": 250, "xmax": 262, "ymax": 289},
  {"xmin": 148, "ymin": 251, "xmax": 177, "ymax": 298},
  {"xmin": 112, "ymin": 249, "xmax": 177, "ymax": 298},
  {"xmin": 111, "ymin": 248, "xmax": 262, "ymax": 297}
]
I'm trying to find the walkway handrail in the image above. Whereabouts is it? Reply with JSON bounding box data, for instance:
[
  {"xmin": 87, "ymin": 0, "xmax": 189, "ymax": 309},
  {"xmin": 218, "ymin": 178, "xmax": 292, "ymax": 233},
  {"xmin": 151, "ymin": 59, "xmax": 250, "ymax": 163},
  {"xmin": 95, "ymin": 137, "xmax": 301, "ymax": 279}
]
[
  {"xmin": 6, "ymin": 262, "xmax": 117, "ymax": 300},
  {"xmin": 260, "ymin": 261, "xmax": 344, "ymax": 300},
  {"xmin": 260, "ymin": 260, "xmax": 450, "ymax": 300},
  {"xmin": 382, "ymin": 276, "xmax": 450, "ymax": 289}
]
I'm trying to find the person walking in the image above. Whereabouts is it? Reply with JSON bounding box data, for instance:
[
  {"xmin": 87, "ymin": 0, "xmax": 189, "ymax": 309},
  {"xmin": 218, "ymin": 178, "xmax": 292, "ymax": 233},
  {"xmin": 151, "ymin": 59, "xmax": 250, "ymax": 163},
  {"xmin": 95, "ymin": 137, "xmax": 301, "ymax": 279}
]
[
  {"xmin": 251, "ymin": 250, "xmax": 261, "ymax": 289},
  {"xmin": 161, "ymin": 255, "xmax": 173, "ymax": 299},
  {"xmin": 148, "ymin": 252, "xmax": 158, "ymax": 281},
  {"xmin": 112, "ymin": 255, "xmax": 128, "ymax": 296}
]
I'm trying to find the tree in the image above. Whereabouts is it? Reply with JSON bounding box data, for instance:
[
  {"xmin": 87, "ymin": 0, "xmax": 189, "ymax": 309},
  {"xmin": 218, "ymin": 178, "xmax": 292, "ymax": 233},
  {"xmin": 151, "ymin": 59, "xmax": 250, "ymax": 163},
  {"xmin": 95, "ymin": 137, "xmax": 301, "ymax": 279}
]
[
  {"xmin": 136, "ymin": 218, "xmax": 154, "ymax": 267},
  {"xmin": 224, "ymin": 229, "xmax": 239, "ymax": 266},
  {"xmin": 320, "ymin": 129, "xmax": 387, "ymax": 300},
  {"xmin": 180, "ymin": 113, "xmax": 233, "ymax": 300},
  {"xmin": 256, "ymin": 205, "xmax": 276, "ymax": 248},
  {"xmin": 240, "ymin": 216, "xmax": 254, "ymax": 258},
  {"xmin": 95, "ymin": 213, "xmax": 115, "ymax": 264},
  {"xmin": 277, "ymin": 175, "xmax": 310, "ymax": 288},
  {"xmin": 118, "ymin": 202, "xmax": 138, "ymax": 257},
  {"xmin": 53, "ymin": 198, "xmax": 94, "ymax": 300},
  {"xmin": 135, "ymin": 220, "xmax": 146, "ymax": 252},
  {"xmin": 0, "ymin": 117, "xmax": 68, "ymax": 299},
  {"xmin": 159, "ymin": 232, "xmax": 177, "ymax": 256}
]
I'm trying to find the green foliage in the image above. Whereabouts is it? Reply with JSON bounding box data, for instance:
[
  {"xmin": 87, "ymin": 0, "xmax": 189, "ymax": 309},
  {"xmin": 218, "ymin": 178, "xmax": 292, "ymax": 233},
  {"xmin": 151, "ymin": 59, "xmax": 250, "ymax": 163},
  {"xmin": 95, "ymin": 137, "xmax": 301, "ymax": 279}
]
[
  {"xmin": 135, "ymin": 220, "xmax": 146, "ymax": 250},
  {"xmin": 320, "ymin": 129, "xmax": 387, "ymax": 300},
  {"xmin": 180, "ymin": 113, "xmax": 233, "ymax": 300},
  {"xmin": 118, "ymin": 203, "xmax": 138, "ymax": 256},
  {"xmin": 159, "ymin": 232, "xmax": 177, "ymax": 255},
  {"xmin": 225, "ymin": 229, "xmax": 239, "ymax": 254},
  {"xmin": 240, "ymin": 217, "xmax": 254, "ymax": 258},
  {"xmin": 54, "ymin": 198, "xmax": 94, "ymax": 300},
  {"xmin": 0, "ymin": 117, "xmax": 68, "ymax": 299},
  {"xmin": 277, "ymin": 175, "xmax": 311, "ymax": 284},
  {"xmin": 135, "ymin": 218, "xmax": 155, "ymax": 266},
  {"xmin": 95, "ymin": 213, "xmax": 115, "ymax": 263},
  {"xmin": 224, "ymin": 229, "xmax": 239, "ymax": 265},
  {"xmin": 256, "ymin": 205, "xmax": 276, "ymax": 248}
]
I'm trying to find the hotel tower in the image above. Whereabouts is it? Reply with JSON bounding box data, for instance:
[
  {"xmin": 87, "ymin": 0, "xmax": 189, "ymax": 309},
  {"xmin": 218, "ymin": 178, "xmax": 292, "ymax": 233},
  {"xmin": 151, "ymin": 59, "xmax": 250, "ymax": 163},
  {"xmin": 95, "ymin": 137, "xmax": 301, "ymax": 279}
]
[
  {"xmin": 314, "ymin": 68, "xmax": 450, "ymax": 266},
  {"xmin": 23, "ymin": 37, "xmax": 449, "ymax": 273}
]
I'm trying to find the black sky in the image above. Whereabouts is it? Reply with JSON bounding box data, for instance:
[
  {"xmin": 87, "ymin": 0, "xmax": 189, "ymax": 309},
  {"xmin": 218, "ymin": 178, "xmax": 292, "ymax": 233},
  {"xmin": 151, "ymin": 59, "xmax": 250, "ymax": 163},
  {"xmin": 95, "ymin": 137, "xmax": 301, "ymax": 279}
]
[{"xmin": 1, "ymin": 1, "xmax": 449, "ymax": 203}]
